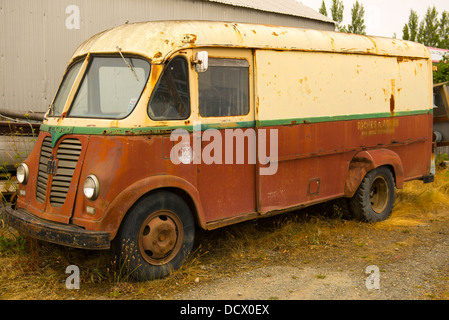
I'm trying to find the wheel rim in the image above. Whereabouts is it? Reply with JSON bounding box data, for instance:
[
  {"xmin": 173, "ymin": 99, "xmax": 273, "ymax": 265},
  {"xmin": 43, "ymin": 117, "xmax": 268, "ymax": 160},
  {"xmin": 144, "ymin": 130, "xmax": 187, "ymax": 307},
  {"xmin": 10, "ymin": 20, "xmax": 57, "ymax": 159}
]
[
  {"xmin": 138, "ymin": 210, "xmax": 183, "ymax": 265},
  {"xmin": 370, "ymin": 176, "xmax": 389, "ymax": 214}
]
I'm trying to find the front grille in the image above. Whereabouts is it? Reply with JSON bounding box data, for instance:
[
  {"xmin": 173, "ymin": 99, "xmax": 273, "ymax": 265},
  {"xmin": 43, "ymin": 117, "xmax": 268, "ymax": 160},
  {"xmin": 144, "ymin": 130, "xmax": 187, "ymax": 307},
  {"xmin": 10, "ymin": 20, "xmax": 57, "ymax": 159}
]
[
  {"xmin": 36, "ymin": 137, "xmax": 82, "ymax": 207},
  {"xmin": 36, "ymin": 137, "xmax": 52, "ymax": 203}
]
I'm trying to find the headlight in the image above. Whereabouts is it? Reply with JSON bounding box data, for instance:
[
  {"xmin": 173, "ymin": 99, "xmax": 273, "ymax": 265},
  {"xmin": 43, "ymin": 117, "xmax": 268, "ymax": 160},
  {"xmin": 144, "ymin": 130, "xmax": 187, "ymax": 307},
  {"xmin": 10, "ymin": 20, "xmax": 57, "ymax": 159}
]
[
  {"xmin": 17, "ymin": 163, "xmax": 29, "ymax": 184},
  {"xmin": 83, "ymin": 175, "xmax": 100, "ymax": 200}
]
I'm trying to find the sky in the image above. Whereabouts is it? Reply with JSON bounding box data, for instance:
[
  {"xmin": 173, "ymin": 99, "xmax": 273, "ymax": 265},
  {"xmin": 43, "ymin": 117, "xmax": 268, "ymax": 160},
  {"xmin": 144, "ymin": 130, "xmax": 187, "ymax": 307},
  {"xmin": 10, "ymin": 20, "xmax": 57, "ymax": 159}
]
[{"xmin": 298, "ymin": 0, "xmax": 449, "ymax": 38}]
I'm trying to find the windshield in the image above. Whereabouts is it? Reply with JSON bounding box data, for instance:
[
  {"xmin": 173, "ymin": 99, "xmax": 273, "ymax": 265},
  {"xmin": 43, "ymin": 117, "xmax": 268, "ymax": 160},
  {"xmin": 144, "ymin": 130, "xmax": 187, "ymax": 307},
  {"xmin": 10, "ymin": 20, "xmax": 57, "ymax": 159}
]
[
  {"xmin": 68, "ymin": 56, "xmax": 150, "ymax": 119},
  {"xmin": 49, "ymin": 60, "xmax": 83, "ymax": 117}
]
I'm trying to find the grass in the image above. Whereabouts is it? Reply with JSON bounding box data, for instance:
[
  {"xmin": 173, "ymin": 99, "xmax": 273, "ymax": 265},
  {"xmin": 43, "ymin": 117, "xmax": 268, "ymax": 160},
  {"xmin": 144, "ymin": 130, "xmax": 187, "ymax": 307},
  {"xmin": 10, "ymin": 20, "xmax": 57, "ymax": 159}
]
[
  {"xmin": 375, "ymin": 168, "xmax": 449, "ymax": 229},
  {"xmin": 1, "ymin": 167, "xmax": 449, "ymax": 299}
]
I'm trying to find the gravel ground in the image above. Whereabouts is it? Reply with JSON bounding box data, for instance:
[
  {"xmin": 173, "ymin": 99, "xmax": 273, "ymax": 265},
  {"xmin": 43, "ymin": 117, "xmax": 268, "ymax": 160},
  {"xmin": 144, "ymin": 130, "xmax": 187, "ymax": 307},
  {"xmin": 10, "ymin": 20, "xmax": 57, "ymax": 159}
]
[{"xmin": 172, "ymin": 224, "xmax": 449, "ymax": 300}]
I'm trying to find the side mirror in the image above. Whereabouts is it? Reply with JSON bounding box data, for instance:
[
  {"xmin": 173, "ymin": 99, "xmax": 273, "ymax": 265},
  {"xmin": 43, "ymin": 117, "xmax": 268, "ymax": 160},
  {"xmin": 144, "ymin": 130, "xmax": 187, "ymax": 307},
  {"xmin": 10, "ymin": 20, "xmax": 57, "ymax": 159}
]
[{"xmin": 194, "ymin": 51, "xmax": 208, "ymax": 73}]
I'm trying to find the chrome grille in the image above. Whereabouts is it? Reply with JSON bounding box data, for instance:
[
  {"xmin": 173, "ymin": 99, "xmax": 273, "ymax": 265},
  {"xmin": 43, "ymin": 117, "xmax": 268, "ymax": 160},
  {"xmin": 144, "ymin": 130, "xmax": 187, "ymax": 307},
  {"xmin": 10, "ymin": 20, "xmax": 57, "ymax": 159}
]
[
  {"xmin": 36, "ymin": 136, "xmax": 52, "ymax": 203},
  {"xmin": 50, "ymin": 139, "xmax": 82, "ymax": 207},
  {"xmin": 35, "ymin": 137, "xmax": 82, "ymax": 207}
]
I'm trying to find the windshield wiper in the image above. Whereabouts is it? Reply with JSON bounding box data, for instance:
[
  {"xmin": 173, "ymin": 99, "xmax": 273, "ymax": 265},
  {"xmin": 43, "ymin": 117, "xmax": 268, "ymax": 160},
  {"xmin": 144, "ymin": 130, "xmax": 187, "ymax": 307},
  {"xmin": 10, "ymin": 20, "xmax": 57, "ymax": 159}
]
[{"xmin": 116, "ymin": 46, "xmax": 139, "ymax": 81}]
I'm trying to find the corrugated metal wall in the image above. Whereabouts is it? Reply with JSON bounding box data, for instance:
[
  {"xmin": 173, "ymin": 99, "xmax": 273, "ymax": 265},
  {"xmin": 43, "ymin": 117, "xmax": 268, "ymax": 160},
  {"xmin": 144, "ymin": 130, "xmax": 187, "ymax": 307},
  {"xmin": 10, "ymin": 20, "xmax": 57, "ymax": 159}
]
[
  {"xmin": 436, "ymin": 147, "xmax": 449, "ymax": 156},
  {"xmin": 0, "ymin": 0, "xmax": 333, "ymax": 115}
]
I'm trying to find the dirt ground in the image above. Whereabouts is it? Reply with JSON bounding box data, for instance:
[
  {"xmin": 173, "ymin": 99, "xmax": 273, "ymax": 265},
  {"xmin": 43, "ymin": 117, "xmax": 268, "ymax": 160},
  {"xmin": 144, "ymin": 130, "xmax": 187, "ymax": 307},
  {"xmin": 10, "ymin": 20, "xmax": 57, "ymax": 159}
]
[
  {"xmin": 172, "ymin": 221, "xmax": 449, "ymax": 300},
  {"xmin": 1, "ymin": 179, "xmax": 449, "ymax": 301}
]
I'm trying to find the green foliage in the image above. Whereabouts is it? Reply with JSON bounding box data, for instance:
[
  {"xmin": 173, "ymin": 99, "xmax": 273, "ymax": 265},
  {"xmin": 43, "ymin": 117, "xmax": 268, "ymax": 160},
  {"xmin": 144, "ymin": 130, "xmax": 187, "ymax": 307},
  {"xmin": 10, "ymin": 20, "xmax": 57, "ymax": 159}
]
[
  {"xmin": 347, "ymin": 0, "xmax": 366, "ymax": 35},
  {"xmin": 436, "ymin": 152, "xmax": 449, "ymax": 167},
  {"xmin": 402, "ymin": 10, "xmax": 419, "ymax": 42},
  {"xmin": 439, "ymin": 11, "xmax": 449, "ymax": 49},
  {"xmin": 0, "ymin": 230, "xmax": 26, "ymax": 256},
  {"xmin": 330, "ymin": 0, "xmax": 345, "ymax": 32},
  {"xmin": 319, "ymin": 0, "xmax": 327, "ymax": 17},
  {"xmin": 402, "ymin": 6, "xmax": 449, "ymax": 50},
  {"xmin": 320, "ymin": 0, "xmax": 367, "ymax": 34},
  {"xmin": 417, "ymin": 6, "xmax": 440, "ymax": 47},
  {"xmin": 433, "ymin": 54, "xmax": 449, "ymax": 84}
]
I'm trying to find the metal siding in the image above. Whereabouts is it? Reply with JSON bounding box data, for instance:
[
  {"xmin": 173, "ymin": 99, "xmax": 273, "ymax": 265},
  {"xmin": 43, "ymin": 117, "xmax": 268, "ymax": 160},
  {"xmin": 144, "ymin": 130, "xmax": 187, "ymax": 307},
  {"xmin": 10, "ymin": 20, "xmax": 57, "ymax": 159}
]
[
  {"xmin": 0, "ymin": 0, "xmax": 333, "ymax": 115},
  {"xmin": 201, "ymin": 2, "xmax": 332, "ymax": 29},
  {"xmin": 208, "ymin": 0, "xmax": 334, "ymax": 23}
]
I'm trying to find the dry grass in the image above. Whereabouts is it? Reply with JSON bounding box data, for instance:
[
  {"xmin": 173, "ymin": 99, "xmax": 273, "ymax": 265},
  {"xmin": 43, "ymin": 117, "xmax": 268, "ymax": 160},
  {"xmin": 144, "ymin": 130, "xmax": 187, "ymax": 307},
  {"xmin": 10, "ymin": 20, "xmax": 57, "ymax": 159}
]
[
  {"xmin": 376, "ymin": 168, "xmax": 449, "ymax": 229},
  {"xmin": 1, "ymin": 168, "xmax": 449, "ymax": 299}
]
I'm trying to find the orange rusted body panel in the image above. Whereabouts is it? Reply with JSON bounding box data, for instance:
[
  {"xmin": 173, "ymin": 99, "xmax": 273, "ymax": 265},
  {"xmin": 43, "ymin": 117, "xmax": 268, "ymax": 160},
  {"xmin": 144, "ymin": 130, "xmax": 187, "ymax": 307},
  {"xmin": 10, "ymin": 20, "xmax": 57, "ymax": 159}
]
[
  {"xmin": 257, "ymin": 113, "xmax": 433, "ymax": 214},
  {"xmin": 15, "ymin": 113, "xmax": 433, "ymax": 241}
]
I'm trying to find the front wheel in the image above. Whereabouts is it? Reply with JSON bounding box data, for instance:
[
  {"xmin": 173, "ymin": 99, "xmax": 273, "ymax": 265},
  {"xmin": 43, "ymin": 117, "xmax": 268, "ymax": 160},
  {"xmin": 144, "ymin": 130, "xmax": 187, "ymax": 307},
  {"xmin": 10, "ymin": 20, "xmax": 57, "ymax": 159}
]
[
  {"xmin": 349, "ymin": 166, "xmax": 395, "ymax": 222},
  {"xmin": 113, "ymin": 191, "xmax": 195, "ymax": 281}
]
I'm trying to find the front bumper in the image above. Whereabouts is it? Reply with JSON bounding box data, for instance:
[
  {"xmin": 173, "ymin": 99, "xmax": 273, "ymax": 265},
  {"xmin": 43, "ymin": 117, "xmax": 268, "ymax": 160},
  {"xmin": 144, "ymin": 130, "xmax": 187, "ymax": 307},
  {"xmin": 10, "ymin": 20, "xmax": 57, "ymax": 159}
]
[{"xmin": 3, "ymin": 206, "xmax": 110, "ymax": 249}]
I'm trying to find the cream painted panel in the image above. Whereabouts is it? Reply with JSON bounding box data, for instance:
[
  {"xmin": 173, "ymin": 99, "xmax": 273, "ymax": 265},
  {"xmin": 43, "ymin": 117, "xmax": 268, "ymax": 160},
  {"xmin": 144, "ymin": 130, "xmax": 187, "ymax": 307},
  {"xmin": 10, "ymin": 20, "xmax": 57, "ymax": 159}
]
[{"xmin": 255, "ymin": 50, "xmax": 431, "ymax": 122}]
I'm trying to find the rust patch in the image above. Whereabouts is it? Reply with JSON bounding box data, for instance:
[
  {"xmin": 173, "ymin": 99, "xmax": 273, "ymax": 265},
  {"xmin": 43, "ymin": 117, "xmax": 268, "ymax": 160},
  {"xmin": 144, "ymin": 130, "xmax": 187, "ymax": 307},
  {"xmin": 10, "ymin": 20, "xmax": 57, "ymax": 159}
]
[
  {"xmin": 272, "ymin": 32, "xmax": 279, "ymax": 36},
  {"xmin": 390, "ymin": 94, "xmax": 395, "ymax": 114},
  {"xmin": 390, "ymin": 79, "xmax": 396, "ymax": 115},
  {"xmin": 182, "ymin": 34, "xmax": 197, "ymax": 45},
  {"xmin": 153, "ymin": 52, "xmax": 162, "ymax": 59},
  {"xmin": 255, "ymin": 96, "xmax": 259, "ymax": 115}
]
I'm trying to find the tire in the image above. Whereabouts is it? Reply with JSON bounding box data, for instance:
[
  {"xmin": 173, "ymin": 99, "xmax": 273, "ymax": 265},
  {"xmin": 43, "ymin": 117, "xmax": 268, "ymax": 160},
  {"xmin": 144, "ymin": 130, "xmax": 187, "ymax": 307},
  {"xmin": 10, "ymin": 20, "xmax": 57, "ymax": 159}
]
[
  {"xmin": 113, "ymin": 191, "xmax": 195, "ymax": 281},
  {"xmin": 349, "ymin": 166, "xmax": 395, "ymax": 222}
]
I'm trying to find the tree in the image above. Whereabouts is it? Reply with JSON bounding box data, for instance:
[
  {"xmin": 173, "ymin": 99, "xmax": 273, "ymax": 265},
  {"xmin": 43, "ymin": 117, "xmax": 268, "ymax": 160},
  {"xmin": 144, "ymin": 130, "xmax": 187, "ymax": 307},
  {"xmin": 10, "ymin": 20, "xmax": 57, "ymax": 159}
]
[
  {"xmin": 347, "ymin": 1, "xmax": 366, "ymax": 35},
  {"xmin": 330, "ymin": 0, "xmax": 346, "ymax": 32},
  {"xmin": 402, "ymin": 24, "xmax": 410, "ymax": 41},
  {"xmin": 402, "ymin": 10, "xmax": 419, "ymax": 41},
  {"xmin": 319, "ymin": 0, "xmax": 328, "ymax": 17},
  {"xmin": 438, "ymin": 11, "xmax": 449, "ymax": 49},
  {"xmin": 417, "ymin": 6, "xmax": 440, "ymax": 47}
]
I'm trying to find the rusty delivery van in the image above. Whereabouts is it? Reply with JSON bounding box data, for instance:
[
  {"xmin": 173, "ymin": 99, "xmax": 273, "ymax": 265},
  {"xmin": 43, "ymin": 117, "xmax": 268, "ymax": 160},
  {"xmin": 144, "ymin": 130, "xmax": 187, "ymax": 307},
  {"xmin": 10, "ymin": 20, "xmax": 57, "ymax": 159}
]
[{"xmin": 4, "ymin": 21, "xmax": 435, "ymax": 280}]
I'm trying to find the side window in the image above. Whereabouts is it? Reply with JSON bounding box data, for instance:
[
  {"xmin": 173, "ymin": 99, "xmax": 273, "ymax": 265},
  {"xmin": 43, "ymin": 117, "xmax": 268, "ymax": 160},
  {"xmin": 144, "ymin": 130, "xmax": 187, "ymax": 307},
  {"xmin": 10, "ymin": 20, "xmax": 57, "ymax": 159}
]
[
  {"xmin": 148, "ymin": 56, "xmax": 190, "ymax": 120},
  {"xmin": 199, "ymin": 58, "xmax": 249, "ymax": 117}
]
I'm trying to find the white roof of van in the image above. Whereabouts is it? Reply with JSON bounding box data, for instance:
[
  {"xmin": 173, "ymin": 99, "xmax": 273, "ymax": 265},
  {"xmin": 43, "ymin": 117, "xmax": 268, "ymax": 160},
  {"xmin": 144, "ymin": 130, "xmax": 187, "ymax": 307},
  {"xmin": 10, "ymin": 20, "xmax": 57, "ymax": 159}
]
[{"xmin": 72, "ymin": 20, "xmax": 430, "ymax": 64}]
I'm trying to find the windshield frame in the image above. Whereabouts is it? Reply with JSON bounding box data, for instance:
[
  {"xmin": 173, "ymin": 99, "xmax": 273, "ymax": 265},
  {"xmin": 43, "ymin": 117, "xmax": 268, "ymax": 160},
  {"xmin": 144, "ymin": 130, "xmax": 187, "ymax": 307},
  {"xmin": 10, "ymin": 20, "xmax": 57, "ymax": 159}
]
[
  {"xmin": 47, "ymin": 56, "xmax": 86, "ymax": 118},
  {"xmin": 50, "ymin": 54, "xmax": 151, "ymax": 120}
]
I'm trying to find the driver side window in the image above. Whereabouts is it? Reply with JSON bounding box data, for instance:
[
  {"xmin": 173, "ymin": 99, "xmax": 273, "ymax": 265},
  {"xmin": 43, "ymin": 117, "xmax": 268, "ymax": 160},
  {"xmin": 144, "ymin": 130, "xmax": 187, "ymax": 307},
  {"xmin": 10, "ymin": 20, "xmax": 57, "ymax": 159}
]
[{"xmin": 148, "ymin": 56, "xmax": 191, "ymax": 120}]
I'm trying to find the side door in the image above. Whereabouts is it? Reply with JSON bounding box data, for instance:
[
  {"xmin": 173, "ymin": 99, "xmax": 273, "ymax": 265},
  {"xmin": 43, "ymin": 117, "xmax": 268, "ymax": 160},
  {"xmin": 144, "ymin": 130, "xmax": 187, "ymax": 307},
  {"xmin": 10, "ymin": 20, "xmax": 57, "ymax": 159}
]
[{"xmin": 193, "ymin": 48, "xmax": 257, "ymax": 224}]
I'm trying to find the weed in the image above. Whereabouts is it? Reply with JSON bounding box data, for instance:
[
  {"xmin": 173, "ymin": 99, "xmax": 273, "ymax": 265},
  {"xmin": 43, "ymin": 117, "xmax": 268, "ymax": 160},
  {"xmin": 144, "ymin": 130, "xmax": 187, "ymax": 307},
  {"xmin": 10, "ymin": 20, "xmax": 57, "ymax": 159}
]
[
  {"xmin": 110, "ymin": 240, "xmax": 142, "ymax": 284},
  {"xmin": 0, "ymin": 228, "xmax": 26, "ymax": 256}
]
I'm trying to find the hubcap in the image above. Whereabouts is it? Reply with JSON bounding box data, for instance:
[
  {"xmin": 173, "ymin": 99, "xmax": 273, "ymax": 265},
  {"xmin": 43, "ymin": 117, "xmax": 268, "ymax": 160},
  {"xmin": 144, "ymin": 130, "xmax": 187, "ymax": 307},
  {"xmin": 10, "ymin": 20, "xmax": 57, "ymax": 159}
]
[
  {"xmin": 370, "ymin": 176, "xmax": 389, "ymax": 214},
  {"xmin": 139, "ymin": 210, "xmax": 183, "ymax": 265}
]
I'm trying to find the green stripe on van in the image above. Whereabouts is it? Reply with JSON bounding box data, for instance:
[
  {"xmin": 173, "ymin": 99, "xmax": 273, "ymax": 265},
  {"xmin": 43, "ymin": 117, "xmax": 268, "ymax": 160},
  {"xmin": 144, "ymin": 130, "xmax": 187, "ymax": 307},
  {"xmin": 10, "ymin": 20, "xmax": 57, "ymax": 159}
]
[
  {"xmin": 41, "ymin": 109, "xmax": 431, "ymax": 145},
  {"xmin": 256, "ymin": 109, "xmax": 432, "ymax": 127}
]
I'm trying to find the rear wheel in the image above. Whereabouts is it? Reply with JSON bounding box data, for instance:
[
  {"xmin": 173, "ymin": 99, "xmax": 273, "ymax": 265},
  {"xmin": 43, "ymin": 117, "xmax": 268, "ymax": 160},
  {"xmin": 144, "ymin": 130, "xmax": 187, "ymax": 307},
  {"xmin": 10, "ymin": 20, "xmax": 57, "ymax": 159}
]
[
  {"xmin": 349, "ymin": 166, "xmax": 395, "ymax": 222},
  {"xmin": 113, "ymin": 191, "xmax": 195, "ymax": 281}
]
